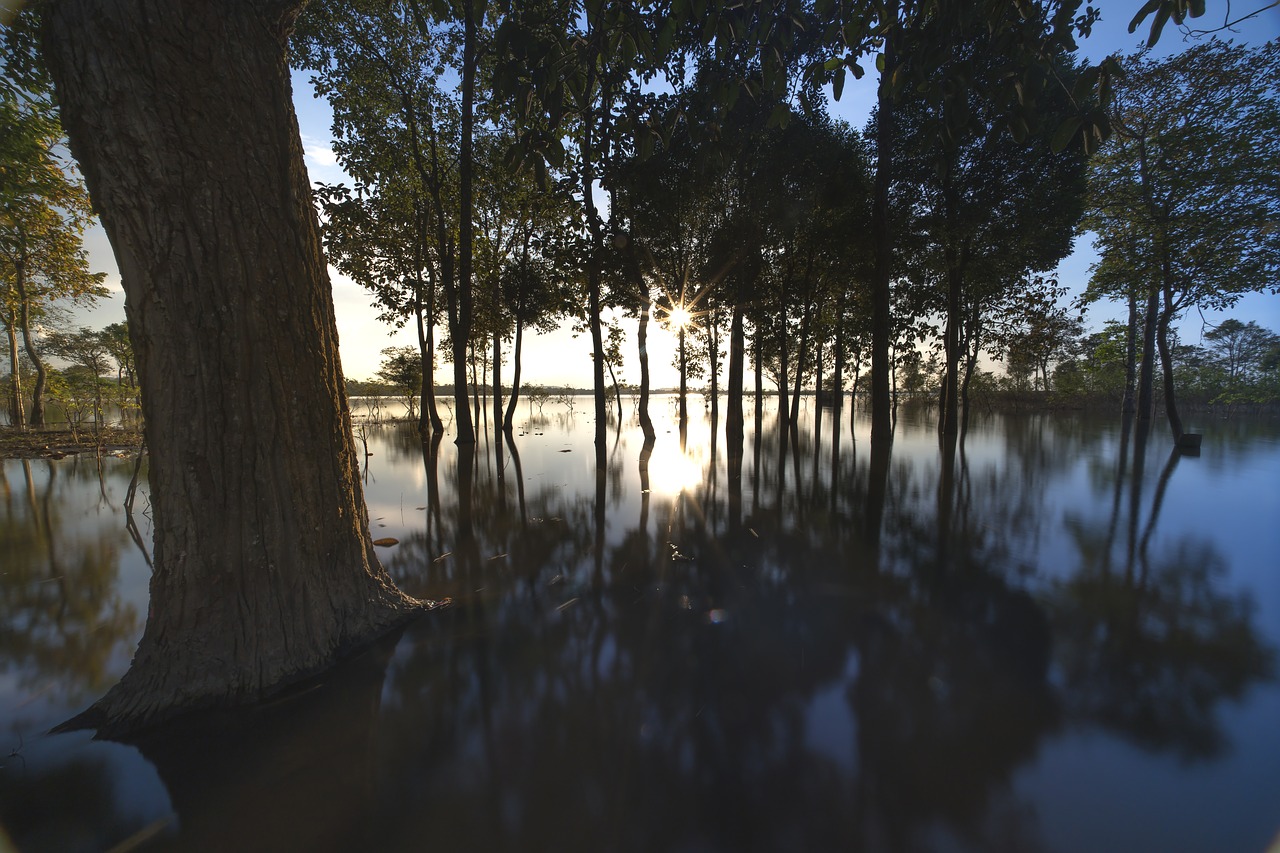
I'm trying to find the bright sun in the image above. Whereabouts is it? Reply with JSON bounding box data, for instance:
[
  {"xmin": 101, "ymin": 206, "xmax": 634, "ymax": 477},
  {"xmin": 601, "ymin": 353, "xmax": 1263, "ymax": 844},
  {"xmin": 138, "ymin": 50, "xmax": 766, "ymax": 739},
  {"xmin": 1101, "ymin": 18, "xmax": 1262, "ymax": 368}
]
[{"xmin": 667, "ymin": 305, "xmax": 692, "ymax": 329}]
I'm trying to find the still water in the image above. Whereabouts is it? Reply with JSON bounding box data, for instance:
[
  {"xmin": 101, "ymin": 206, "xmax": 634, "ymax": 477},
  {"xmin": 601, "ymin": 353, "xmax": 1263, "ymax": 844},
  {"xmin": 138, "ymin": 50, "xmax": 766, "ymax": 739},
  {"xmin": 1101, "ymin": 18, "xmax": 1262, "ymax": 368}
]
[{"xmin": 2, "ymin": 395, "xmax": 1278, "ymax": 852}]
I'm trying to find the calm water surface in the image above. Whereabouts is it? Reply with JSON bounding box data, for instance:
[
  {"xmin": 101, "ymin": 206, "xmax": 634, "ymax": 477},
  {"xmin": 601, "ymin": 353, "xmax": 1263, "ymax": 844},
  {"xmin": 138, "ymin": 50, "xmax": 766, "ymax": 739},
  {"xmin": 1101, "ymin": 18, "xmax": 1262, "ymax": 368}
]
[{"xmin": 2, "ymin": 396, "xmax": 1278, "ymax": 852}]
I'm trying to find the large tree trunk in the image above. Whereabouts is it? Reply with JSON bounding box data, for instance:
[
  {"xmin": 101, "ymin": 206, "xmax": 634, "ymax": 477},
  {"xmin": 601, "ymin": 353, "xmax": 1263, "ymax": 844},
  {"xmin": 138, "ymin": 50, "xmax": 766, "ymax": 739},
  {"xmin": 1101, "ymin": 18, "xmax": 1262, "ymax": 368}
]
[{"xmin": 44, "ymin": 0, "xmax": 418, "ymax": 736}]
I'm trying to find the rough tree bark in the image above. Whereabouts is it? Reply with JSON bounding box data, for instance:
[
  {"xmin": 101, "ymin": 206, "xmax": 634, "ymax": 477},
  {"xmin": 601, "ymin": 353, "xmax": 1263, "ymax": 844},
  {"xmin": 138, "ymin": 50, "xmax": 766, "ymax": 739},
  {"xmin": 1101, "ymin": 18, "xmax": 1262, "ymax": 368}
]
[{"xmin": 44, "ymin": 0, "xmax": 419, "ymax": 735}]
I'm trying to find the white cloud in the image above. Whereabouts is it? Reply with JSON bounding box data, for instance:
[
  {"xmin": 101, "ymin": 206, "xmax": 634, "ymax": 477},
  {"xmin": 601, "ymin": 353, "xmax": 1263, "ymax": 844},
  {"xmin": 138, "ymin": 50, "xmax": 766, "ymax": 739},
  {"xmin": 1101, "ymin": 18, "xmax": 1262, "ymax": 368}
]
[{"xmin": 301, "ymin": 135, "xmax": 338, "ymax": 167}]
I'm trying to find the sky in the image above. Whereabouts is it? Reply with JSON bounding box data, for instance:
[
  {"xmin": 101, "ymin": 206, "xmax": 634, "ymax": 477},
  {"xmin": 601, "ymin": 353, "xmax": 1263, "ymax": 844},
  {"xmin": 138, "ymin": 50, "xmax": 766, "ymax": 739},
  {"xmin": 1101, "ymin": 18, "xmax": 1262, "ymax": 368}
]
[{"xmin": 71, "ymin": 2, "xmax": 1280, "ymax": 389}]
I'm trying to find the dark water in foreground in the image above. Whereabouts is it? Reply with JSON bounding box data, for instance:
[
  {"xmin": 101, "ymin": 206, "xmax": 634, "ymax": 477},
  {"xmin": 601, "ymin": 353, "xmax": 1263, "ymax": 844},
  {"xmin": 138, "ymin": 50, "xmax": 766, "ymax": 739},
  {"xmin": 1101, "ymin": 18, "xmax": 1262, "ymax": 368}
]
[{"xmin": 2, "ymin": 396, "xmax": 1278, "ymax": 852}]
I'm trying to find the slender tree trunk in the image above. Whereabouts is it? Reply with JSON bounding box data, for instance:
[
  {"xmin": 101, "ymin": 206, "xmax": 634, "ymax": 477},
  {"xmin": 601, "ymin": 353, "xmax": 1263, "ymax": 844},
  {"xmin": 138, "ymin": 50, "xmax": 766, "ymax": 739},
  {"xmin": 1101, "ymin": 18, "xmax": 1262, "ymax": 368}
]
[
  {"xmin": 1122, "ymin": 291, "xmax": 1138, "ymax": 415},
  {"xmin": 813, "ymin": 337, "xmax": 823, "ymax": 450},
  {"xmin": 777, "ymin": 310, "xmax": 789, "ymax": 427},
  {"xmin": 960, "ymin": 312, "xmax": 980, "ymax": 437},
  {"xmin": 492, "ymin": 321, "xmax": 502, "ymax": 444},
  {"xmin": 606, "ymin": 353, "xmax": 622, "ymax": 424},
  {"xmin": 870, "ymin": 14, "xmax": 897, "ymax": 444},
  {"xmin": 832, "ymin": 291, "xmax": 846, "ymax": 416},
  {"xmin": 5, "ymin": 313, "xmax": 24, "ymax": 429},
  {"xmin": 1156, "ymin": 285, "xmax": 1183, "ymax": 442},
  {"xmin": 453, "ymin": 0, "xmax": 478, "ymax": 445},
  {"xmin": 43, "ymin": 0, "xmax": 417, "ymax": 735},
  {"xmin": 753, "ymin": 326, "xmax": 764, "ymax": 434},
  {"xmin": 727, "ymin": 303, "xmax": 744, "ymax": 452},
  {"xmin": 789, "ymin": 291, "xmax": 812, "ymax": 428},
  {"xmin": 503, "ymin": 319, "xmax": 523, "ymax": 432},
  {"xmin": 678, "ymin": 325, "xmax": 688, "ymax": 425},
  {"xmin": 415, "ymin": 274, "xmax": 441, "ymax": 435},
  {"xmin": 638, "ymin": 295, "xmax": 654, "ymax": 440},
  {"xmin": 709, "ymin": 314, "xmax": 720, "ymax": 426},
  {"xmin": 15, "ymin": 268, "xmax": 48, "ymax": 427},
  {"xmin": 1137, "ymin": 280, "xmax": 1158, "ymax": 427},
  {"xmin": 940, "ymin": 263, "xmax": 962, "ymax": 438}
]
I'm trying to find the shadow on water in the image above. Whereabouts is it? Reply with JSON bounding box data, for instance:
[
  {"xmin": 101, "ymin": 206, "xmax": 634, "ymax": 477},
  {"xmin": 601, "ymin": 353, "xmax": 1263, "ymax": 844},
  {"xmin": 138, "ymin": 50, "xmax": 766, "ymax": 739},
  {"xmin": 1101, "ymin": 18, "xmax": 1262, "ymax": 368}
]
[{"xmin": 1, "ymin": 398, "xmax": 1277, "ymax": 851}]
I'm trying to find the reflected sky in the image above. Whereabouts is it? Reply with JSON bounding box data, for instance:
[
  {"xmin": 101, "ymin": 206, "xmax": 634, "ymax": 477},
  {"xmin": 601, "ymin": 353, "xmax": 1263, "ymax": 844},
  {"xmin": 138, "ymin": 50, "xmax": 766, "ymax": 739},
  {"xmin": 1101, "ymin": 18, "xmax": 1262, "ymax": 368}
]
[{"xmin": 2, "ymin": 396, "xmax": 1278, "ymax": 852}]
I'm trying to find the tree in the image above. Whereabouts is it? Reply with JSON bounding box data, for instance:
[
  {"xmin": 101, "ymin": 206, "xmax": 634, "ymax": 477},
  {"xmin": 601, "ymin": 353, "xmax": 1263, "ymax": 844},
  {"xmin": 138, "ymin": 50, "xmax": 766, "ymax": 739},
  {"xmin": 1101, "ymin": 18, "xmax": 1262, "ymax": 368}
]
[
  {"xmin": 1083, "ymin": 41, "xmax": 1280, "ymax": 440},
  {"xmin": 1, "ymin": 40, "xmax": 106, "ymax": 428},
  {"xmin": 494, "ymin": 0, "xmax": 667, "ymax": 465},
  {"xmin": 810, "ymin": 0, "xmax": 1110, "ymax": 443},
  {"xmin": 377, "ymin": 345, "xmax": 425, "ymax": 421},
  {"xmin": 296, "ymin": 0, "xmax": 463, "ymax": 438},
  {"xmin": 44, "ymin": 326, "xmax": 114, "ymax": 432},
  {"xmin": 1203, "ymin": 319, "xmax": 1279, "ymax": 389},
  {"xmin": 42, "ymin": 0, "xmax": 418, "ymax": 734}
]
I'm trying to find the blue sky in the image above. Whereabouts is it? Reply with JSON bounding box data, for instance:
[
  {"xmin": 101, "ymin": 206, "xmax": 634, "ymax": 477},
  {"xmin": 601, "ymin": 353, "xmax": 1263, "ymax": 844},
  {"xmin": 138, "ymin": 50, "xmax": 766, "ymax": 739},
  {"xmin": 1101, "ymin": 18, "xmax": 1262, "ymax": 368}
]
[{"xmin": 74, "ymin": 2, "xmax": 1279, "ymax": 387}]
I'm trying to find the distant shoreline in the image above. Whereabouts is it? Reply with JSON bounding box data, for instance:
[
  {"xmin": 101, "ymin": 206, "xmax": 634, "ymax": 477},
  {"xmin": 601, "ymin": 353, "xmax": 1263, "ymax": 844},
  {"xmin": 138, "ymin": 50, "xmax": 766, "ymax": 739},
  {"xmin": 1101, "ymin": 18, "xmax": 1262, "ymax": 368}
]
[{"xmin": 0, "ymin": 426, "xmax": 143, "ymax": 459}]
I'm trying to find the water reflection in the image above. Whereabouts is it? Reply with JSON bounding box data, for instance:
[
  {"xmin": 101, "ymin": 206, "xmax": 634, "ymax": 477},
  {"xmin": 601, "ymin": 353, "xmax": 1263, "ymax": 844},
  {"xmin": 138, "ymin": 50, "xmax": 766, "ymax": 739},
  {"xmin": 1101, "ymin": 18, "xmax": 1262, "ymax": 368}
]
[{"xmin": 1, "ymin": 397, "xmax": 1278, "ymax": 851}]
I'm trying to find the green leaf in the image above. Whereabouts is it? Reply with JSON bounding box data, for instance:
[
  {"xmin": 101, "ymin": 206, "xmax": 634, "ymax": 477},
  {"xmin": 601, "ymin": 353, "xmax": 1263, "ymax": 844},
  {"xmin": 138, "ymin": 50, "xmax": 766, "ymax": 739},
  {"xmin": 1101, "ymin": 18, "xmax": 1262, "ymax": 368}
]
[
  {"xmin": 832, "ymin": 68, "xmax": 845, "ymax": 101},
  {"xmin": 823, "ymin": 56, "xmax": 843, "ymax": 72}
]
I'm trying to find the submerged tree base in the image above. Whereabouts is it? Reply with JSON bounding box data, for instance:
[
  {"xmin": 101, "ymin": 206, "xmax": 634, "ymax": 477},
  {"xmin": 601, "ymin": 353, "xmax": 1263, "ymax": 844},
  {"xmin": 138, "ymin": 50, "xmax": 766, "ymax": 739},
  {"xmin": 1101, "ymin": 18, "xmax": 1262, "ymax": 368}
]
[{"xmin": 57, "ymin": 597, "xmax": 446, "ymax": 740}]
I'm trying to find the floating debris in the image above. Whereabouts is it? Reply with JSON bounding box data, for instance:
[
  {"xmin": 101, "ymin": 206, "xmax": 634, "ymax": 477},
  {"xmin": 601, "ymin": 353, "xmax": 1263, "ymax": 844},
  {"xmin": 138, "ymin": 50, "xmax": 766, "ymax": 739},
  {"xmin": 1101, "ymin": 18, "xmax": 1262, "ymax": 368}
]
[
  {"xmin": 372, "ymin": 538, "xmax": 398, "ymax": 547},
  {"xmin": 433, "ymin": 551, "xmax": 452, "ymax": 563},
  {"xmin": 488, "ymin": 552, "xmax": 508, "ymax": 561},
  {"xmin": 557, "ymin": 597, "xmax": 580, "ymax": 612},
  {"xmin": 705, "ymin": 608, "xmax": 728, "ymax": 625}
]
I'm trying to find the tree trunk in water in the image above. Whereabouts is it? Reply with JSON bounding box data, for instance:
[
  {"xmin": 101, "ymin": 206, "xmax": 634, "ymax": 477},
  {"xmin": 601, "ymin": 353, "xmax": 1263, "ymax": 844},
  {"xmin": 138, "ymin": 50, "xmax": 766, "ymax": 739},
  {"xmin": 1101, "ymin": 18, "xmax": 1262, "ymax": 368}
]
[
  {"xmin": 1156, "ymin": 289, "xmax": 1183, "ymax": 442},
  {"xmin": 503, "ymin": 320, "xmax": 522, "ymax": 432},
  {"xmin": 710, "ymin": 318, "xmax": 720, "ymax": 426},
  {"xmin": 727, "ymin": 303, "xmax": 744, "ymax": 452},
  {"xmin": 776, "ymin": 311, "xmax": 789, "ymax": 428},
  {"xmin": 1136, "ymin": 280, "xmax": 1158, "ymax": 427},
  {"xmin": 5, "ymin": 315, "xmax": 23, "ymax": 429},
  {"xmin": 1123, "ymin": 291, "xmax": 1138, "ymax": 416},
  {"xmin": 678, "ymin": 325, "xmax": 688, "ymax": 425},
  {"xmin": 940, "ymin": 263, "xmax": 962, "ymax": 438},
  {"xmin": 960, "ymin": 319, "xmax": 979, "ymax": 437},
  {"xmin": 452, "ymin": 1, "xmax": 478, "ymax": 445},
  {"xmin": 789, "ymin": 296, "xmax": 811, "ymax": 428},
  {"xmin": 870, "ymin": 17, "xmax": 896, "ymax": 444},
  {"xmin": 44, "ymin": 0, "xmax": 418, "ymax": 735},
  {"xmin": 492, "ymin": 323, "xmax": 502, "ymax": 444},
  {"xmin": 832, "ymin": 291, "xmax": 845, "ymax": 420},
  {"xmin": 15, "ymin": 269, "xmax": 48, "ymax": 427},
  {"xmin": 415, "ymin": 283, "xmax": 441, "ymax": 435},
  {"xmin": 753, "ymin": 328, "xmax": 764, "ymax": 436},
  {"xmin": 637, "ymin": 296, "xmax": 654, "ymax": 440}
]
